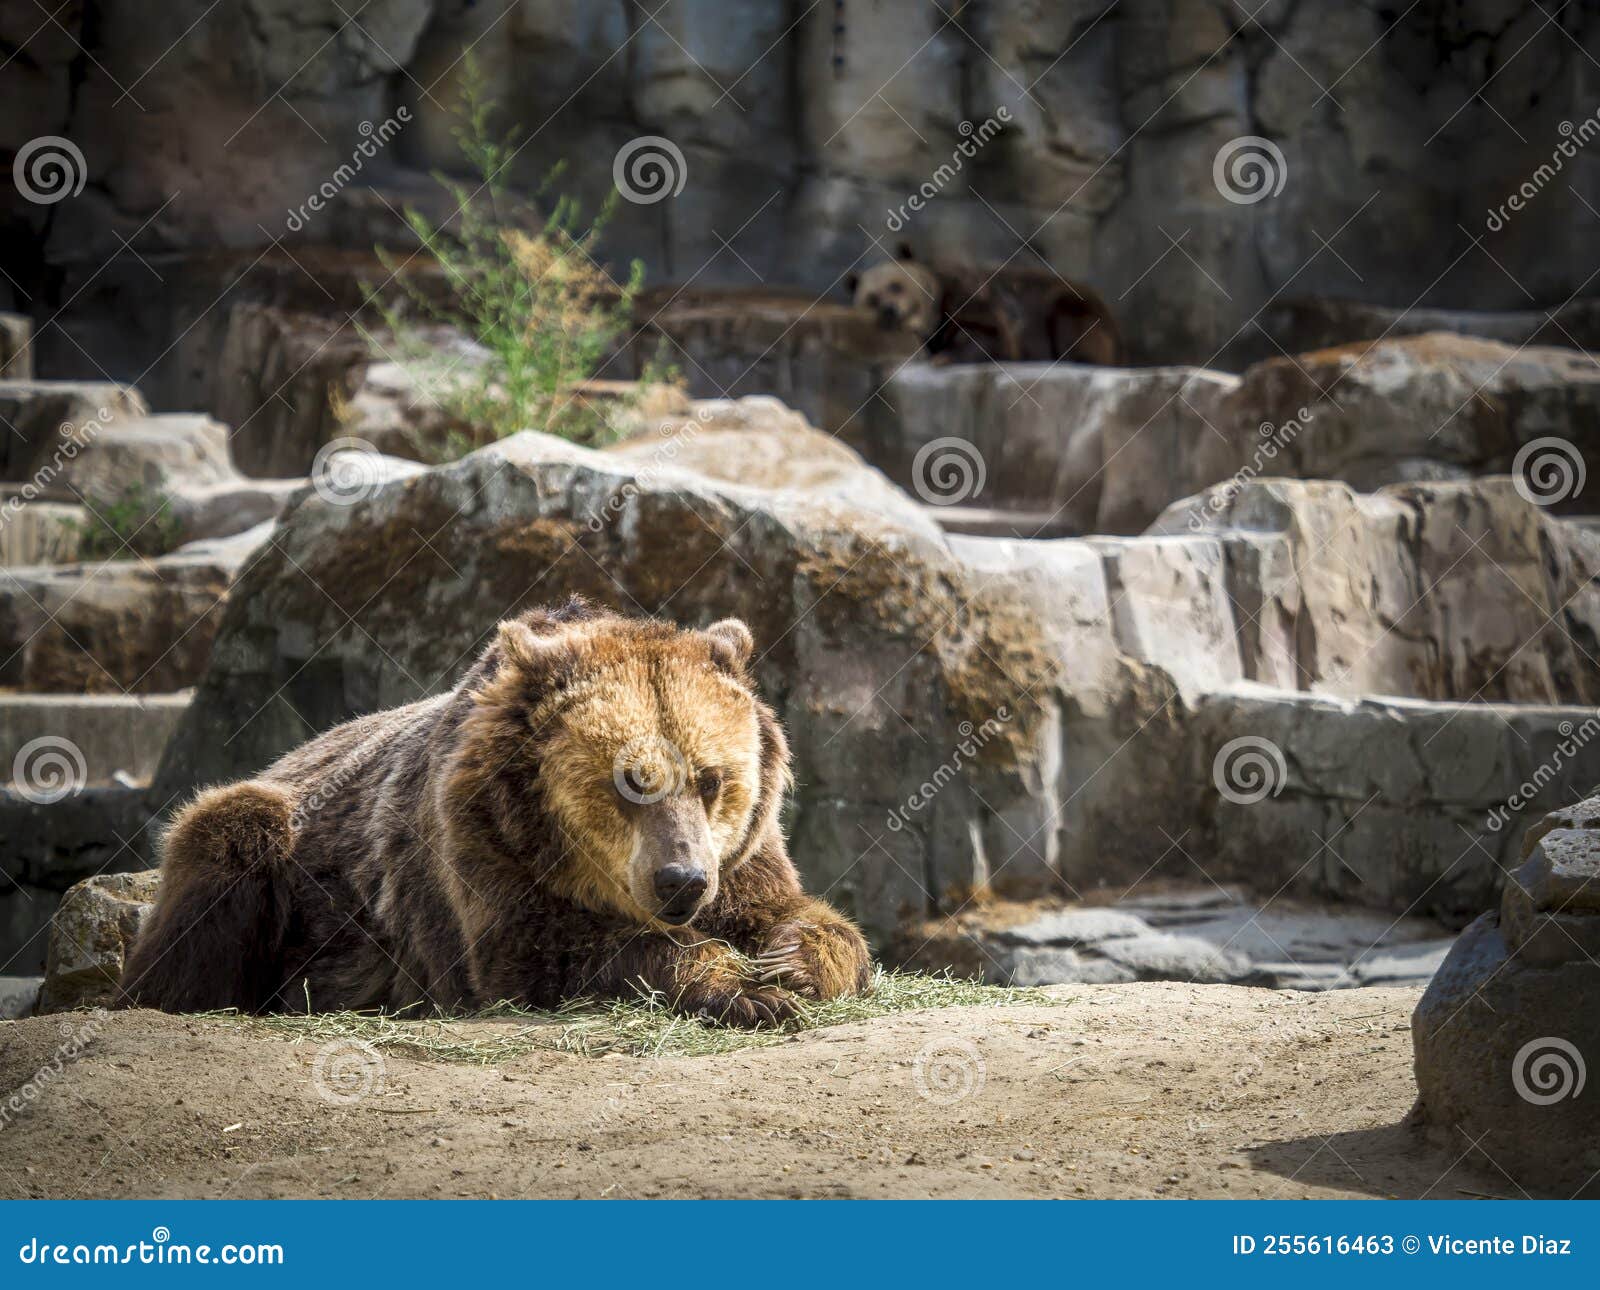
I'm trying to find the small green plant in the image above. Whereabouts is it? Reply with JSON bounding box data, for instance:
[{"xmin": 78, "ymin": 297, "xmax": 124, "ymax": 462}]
[
  {"xmin": 371, "ymin": 60, "xmax": 663, "ymax": 457},
  {"xmin": 72, "ymin": 483, "xmax": 182, "ymax": 560}
]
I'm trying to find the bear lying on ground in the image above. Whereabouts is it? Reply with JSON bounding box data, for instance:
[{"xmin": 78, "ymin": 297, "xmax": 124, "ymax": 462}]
[
  {"xmin": 848, "ymin": 244, "xmax": 1125, "ymax": 367},
  {"xmin": 121, "ymin": 599, "xmax": 871, "ymax": 1026}
]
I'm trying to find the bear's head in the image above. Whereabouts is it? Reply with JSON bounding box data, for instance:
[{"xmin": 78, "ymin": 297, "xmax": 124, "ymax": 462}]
[
  {"xmin": 847, "ymin": 243, "xmax": 941, "ymax": 337},
  {"xmin": 454, "ymin": 600, "xmax": 785, "ymax": 928}
]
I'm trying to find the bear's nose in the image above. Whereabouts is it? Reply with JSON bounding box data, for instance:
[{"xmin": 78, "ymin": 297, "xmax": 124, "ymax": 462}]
[
  {"xmin": 654, "ymin": 863, "xmax": 708, "ymax": 920},
  {"xmin": 877, "ymin": 304, "xmax": 899, "ymax": 329}
]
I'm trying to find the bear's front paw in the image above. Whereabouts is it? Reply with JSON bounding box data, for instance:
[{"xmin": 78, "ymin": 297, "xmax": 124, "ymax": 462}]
[
  {"xmin": 754, "ymin": 919, "xmax": 871, "ymax": 1001},
  {"xmin": 683, "ymin": 980, "xmax": 800, "ymax": 1029}
]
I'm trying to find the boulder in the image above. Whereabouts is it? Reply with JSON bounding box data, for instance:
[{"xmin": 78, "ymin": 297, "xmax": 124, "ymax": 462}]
[
  {"xmin": 151, "ymin": 397, "xmax": 1183, "ymax": 936},
  {"xmin": 1414, "ymin": 798, "xmax": 1600, "ymax": 1195},
  {"xmin": 47, "ymin": 412, "xmax": 301, "ymax": 547},
  {"xmin": 0, "ymin": 381, "xmax": 145, "ymax": 481},
  {"xmin": 37, "ymin": 870, "xmax": 159, "ymax": 1013},
  {"xmin": 1226, "ymin": 334, "xmax": 1600, "ymax": 501},
  {"xmin": 874, "ymin": 361, "xmax": 1239, "ymax": 535},
  {"xmin": 0, "ymin": 975, "xmax": 40, "ymax": 1019}
]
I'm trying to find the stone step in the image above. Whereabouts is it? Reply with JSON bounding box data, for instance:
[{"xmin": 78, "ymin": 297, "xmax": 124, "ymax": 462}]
[
  {"xmin": 0, "ymin": 499, "xmax": 87, "ymax": 566},
  {"xmin": 0, "ymin": 379, "xmax": 146, "ymax": 481},
  {"xmin": 0, "ymin": 690, "xmax": 191, "ymax": 787},
  {"xmin": 0, "ymin": 535, "xmax": 259, "ymax": 693}
]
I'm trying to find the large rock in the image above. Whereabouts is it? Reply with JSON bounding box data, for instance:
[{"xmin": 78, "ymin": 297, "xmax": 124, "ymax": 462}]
[
  {"xmin": 0, "ymin": 382, "xmax": 145, "ymax": 481},
  {"xmin": 1155, "ymin": 476, "xmax": 1600, "ymax": 705},
  {"xmin": 152, "ymin": 397, "xmax": 1184, "ymax": 936},
  {"xmin": 37, "ymin": 870, "xmax": 159, "ymax": 1012},
  {"xmin": 1414, "ymin": 799, "xmax": 1600, "ymax": 1196},
  {"xmin": 874, "ymin": 335, "xmax": 1600, "ymax": 535},
  {"xmin": 1227, "ymin": 335, "xmax": 1600, "ymax": 501}
]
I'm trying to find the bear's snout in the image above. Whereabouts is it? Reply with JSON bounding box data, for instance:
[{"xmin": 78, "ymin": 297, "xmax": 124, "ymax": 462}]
[{"xmin": 653, "ymin": 862, "xmax": 709, "ymax": 924}]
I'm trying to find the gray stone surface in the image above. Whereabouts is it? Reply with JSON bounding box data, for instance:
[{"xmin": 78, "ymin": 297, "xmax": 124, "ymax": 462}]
[
  {"xmin": 23, "ymin": 2, "xmax": 1600, "ymax": 378},
  {"xmin": 0, "ymin": 975, "xmax": 40, "ymax": 1019},
  {"xmin": 38, "ymin": 870, "xmax": 159, "ymax": 1013},
  {"xmin": 983, "ymin": 890, "xmax": 1454, "ymax": 992},
  {"xmin": 0, "ymin": 692, "xmax": 190, "ymax": 787},
  {"xmin": 1414, "ymin": 913, "xmax": 1600, "ymax": 1197}
]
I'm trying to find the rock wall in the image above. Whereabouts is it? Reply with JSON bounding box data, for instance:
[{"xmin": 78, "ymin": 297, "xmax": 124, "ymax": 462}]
[{"xmin": 8, "ymin": 1, "xmax": 1600, "ymax": 377}]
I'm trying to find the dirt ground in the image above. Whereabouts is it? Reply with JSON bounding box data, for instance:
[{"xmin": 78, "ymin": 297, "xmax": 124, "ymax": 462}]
[{"xmin": 0, "ymin": 982, "xmax": 1506, "ymax": 1200}]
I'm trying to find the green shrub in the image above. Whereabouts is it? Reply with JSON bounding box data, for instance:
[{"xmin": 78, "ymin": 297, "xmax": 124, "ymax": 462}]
[{"xmin": 371, "ymin": 61, "xmax": 663, "ymax": 458}]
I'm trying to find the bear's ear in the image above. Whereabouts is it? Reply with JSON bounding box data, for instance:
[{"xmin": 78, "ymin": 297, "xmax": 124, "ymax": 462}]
[
  {"xmin": 703, "ymin": 618, "xmax": 754, "ymax": 674},
  {"xmin": 495, "ymin": 619, "xmax": 579, "ymax": 687},
  {"xmin": 844, "ymin": 270, "xmax": 860, "ymax": 295},
  {"xmin": 895, "ymin": 241, "xmax": 916, "ymax": 261}
]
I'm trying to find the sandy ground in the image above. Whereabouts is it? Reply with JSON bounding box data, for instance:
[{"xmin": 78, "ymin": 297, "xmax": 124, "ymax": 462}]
[{"xmin": 0, "ymin": 982, "xmax": 1505, "ymax": 1200}]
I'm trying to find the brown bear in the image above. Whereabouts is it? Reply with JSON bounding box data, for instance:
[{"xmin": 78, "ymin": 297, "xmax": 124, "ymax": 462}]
[
  {"xmin": 848, "ymin": 244, "xmax": 1126, "ymax": 367},
  {"xmin": 120, "ymin": 599, "xmax": 871, "ymax": 1027}
]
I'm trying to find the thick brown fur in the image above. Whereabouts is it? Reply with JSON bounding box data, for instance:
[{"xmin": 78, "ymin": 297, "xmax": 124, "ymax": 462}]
[
  {"xmin": 848, "ymin": 243, "xmax": 1125, "ymax": 367},
  {"xmin": 120, "ymin": 600, "xmax": 871, "ymax": 1027}
]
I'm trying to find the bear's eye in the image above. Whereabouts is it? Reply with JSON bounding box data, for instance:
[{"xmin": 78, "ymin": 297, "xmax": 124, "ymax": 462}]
[
  {"xmin": 887, "ymin": 281, "xmax": 903, "ymax": 295},
  {"xmin": 697, "ymin": 769, "xmax": 723, "ymax": 802},
  {"xmin": 864, "ymin": 293, "xmax": 879, "ymax": 308}
]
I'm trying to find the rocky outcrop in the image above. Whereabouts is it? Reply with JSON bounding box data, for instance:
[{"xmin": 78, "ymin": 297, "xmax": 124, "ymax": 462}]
[
  {"xmin": 1264, "ymin": 297, "xmax": 1600, "ymax": 358},
  {"xmin": 17, "ymin": 2, "xmax": 1600, "ymax": 379},
  {"xmin": 145, "ymin": 391, "xmax": 1600, "ymax": 939},
  {"xmin": 37, "ymin": 870, "xmax": 159, "ymax": 1012},
  {"xmin": 1414, "ymin": 798, "xmax": 1600, "ymax": 1196},
  {"xmin": 875, "ymin": 335, "xmax": 1600, "ymax": 535}
]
